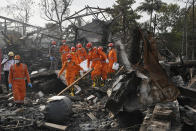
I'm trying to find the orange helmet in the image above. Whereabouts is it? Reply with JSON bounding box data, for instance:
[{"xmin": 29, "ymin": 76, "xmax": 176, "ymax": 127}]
[
  {"xmin": 66, "ymin": 54, "xmax": 72, "ymax": 59},
  {"xmin": 62, "ymin": 40, "xmax": 66, "ymax": 43},
  {"xmin": 98, "ymin": 46, "xmax": 103, "ymax": 51},
  {"xmin": 108, "ymin": 43, "xmax": 114, "ymax": 47},
  {"xmin": 93, "ymin": 47, "xmax": 97, "ymax": 50},
  {"xmin": 86, "ymin": 42, "xmax": 92, "ymax": 49},
  {"xmin": 77, "ymin": 43, "xmax": 82, "ymax": 48},
  {"xmin": 52, "ymin": 41, "xmax": 56, "ymax": 45},
  {"xmin": 14, "ymin": 55, "xmax": 21, "ymax": 60},
  {"xmin": 71, "ymin": 47, "xmax": 76, "ymax": 52}
]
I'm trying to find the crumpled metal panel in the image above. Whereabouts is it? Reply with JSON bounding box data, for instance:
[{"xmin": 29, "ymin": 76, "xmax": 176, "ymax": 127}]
[{"xmin": 142, "ymin": 32, "xmax": 180, "ymax": 102}]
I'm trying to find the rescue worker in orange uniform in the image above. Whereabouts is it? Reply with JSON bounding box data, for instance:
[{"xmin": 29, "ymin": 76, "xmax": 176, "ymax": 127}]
[
  {"xmin": 59, "ymin": 40, "xmax": 70, "ymax": 66},
  {"xmin": 107, "ymin": 43, "xmax": 117, "ymax": 77},
  {"xmin": 86, "ymin": 43, "xmax": 107, "ymax": 87},
  {"xmin": 8, "ymin": 55, "xmax": 32, "ymax": 106},
  {"xmin": 98, "ymin": 46, "xmax": 109, "ymax": 86},
  {"xmin": 58, "ymin": 54, "xmax": 83, "ymax": 96},
  {"xmin": 76, "ymin": 43, "xmax": 87, "ymax": 63},
  {"xmin": 70, "ymin": 47, "xmax": 80, "ymax": 78},
  {"xmin": 70, "ymin": 47, "xmax": 79, "ymax": 64}
]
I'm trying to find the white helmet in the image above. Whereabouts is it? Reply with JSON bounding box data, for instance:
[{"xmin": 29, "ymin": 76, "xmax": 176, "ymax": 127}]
[{"xmin": 8, "ymin": 51, "xmax": 14, "ymax": 56}]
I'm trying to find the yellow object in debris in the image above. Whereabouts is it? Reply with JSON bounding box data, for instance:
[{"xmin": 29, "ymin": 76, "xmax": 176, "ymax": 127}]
[
  {"xmin": 92, "ymin": 82, "xmax": 96, "ymax": 87},
  {"xmin": 100, "ymin": 83, "xmax": 104, "ymax": 87},
  {"xmin": 70, "ymin": 92, "xmax": 74, "ymax": 96}
]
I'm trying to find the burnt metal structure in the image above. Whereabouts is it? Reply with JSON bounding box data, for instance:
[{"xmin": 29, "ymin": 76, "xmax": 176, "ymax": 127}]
[{"xmin": 0, "ymin": 6, "xmax": 111, "ymax": 43}]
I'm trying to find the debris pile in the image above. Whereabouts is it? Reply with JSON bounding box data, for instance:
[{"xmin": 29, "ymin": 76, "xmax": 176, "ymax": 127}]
[{"xmin": 2, "ymin": 28, "xmax": 196, "ymax": 131}]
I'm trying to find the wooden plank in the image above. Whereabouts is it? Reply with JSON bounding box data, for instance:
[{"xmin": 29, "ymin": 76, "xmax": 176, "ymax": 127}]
[
  {"xmin": 43, "ymin": 122, "xmax": 68, "ymax": 131},
  {"xmin": 87, "ymin": 112, "xmax": 97, "ymax": 120}
]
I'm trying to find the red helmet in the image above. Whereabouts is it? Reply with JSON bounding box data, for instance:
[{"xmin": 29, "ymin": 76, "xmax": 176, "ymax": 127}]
[
  {"xmin": 77, "ymin": 43, "xmax": 82, "ymax": 48},
  {"xmin": 98, "ymin": 46, "xmax": 103, "ymax": 51},
  {"xmin": 62, "ymin": 40, "xmax": 66, "ymax": 43},
  {"xmin": 93, "ymin": 47, "xmax": 97, "ymax": 50},
  {"xmin": 14, "ymin": 55, "xmax": 21, "ymax": 60},
  {"xmin": 108, "ymin": 43, "xmax": 114, "ymax": 47},
  {"xmin": 52, "ymin": 41, "xmax": 56, "ymax": 45},
  {"xmin": 71, "ymin": 47, "xmax": 76, "ymax": 52},
  {"xmin": 66, "ymin": 54, "xmax": 72, "ymax": 59},
  {"xmin": 86, "ymin": 42, "xmax": 92, "ymax": 49}
]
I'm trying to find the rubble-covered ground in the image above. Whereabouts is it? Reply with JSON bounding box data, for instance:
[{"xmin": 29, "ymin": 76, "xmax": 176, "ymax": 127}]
[
  {"xmin": 0, "ymin": 70, "xmax": 129, "ymax": 131},
  {"xmin": 1, "ymin": 69, "xmax": 196, "ymax": 131}
]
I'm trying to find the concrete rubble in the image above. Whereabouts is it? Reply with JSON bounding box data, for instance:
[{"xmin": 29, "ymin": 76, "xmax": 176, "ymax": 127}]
[{"xmin": 1, "ymin": 28, "xmax": 196, "ymax": 131}]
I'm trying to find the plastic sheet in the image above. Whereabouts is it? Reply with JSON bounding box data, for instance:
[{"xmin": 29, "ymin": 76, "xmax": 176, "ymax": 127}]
[{"xmin": 79, "ymin": 60, "xmax": 92, "ymax": 71}]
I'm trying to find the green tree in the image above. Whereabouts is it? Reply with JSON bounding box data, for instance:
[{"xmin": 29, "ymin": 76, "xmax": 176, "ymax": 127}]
[
  {"xmin": 137, "ymin": 0, "xmax": 166, "ymax": 31},
  {"xmin": 110, "ymin": 0, "xmax": 140, "ymax": 43},
  {"xmin": 155, "ymin": 4, "xmax": 184, "ymax": 33}
]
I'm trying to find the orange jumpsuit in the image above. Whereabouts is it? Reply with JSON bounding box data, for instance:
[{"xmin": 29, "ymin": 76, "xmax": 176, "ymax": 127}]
[
  {"xmin": 9, "ymin": 63, "xmax": 30, "ymax": 103},
  {"xmin": 70, "ymin": 52, "xmax": 79, "ymax": 64},
  {"xmin": 59, "ymin": 61, "xmax": 83, "ymax": 86},
  {"xmin": 59, "ymin": 45, "xmax": 70, "ymax": 65},
  {"xmin": 77, "ymin": 47, "xmax": 87, "ymax": 63},
  {"xmin": 98, "ymin": 50, "xmax": 108, "ymax": 80},
  {"xmin": 108, "ymin": 48, "xmax": 117, "ymax": 74},
  {"xmin": 88, "ymin": 48, "xmax": 106, "ymax": 80},
  {"xmin": 70, "ymin": 52, "xmax": 80, "ymax": 76}
]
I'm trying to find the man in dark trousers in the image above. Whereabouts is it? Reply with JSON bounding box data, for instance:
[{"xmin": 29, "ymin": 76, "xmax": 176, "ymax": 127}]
[{"xmin": 1, "ymin": 51, "xmax": 15, "ymax": 92}]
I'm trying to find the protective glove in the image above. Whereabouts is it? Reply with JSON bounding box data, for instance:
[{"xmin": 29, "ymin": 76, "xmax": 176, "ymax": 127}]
[
  {"xmin": 28, "ymin": 83, "xmax": 32, "ymax": 88},
  {"xmin": 9, "ymin": 84, "xmax": 12, "ymax": 90},
  {"xmin": 80, "ymin": 70, "xmax": 84, "ymax": 76},
  {"xmin": 50, "ymin": 56, "xmax": 54, "ymax": 61},
  {"xmin": 106, "ymin": 59, "xmax": 109, "ymax": 63}
]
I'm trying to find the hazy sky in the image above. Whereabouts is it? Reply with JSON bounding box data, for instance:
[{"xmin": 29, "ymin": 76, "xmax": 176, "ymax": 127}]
[{"xmin": 0, "ymin": 0, "xmax": 186, "ymax": 27}]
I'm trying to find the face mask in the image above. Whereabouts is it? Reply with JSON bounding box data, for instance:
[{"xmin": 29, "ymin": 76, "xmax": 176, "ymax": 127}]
[
  {"xmin": 67, "ymin": 59, "xmax": 71, "ymax": 62},
  {"xmin": 15, "ymin": 60, "xmax": 20, "ymax": 64},
  {"xmin": 53, "ymin": 45, "xmax": 56, "ymax": 47},
  {"xmin": 109, "ymin": 47, "xmax": 112, "ymax": 50},
  {"xmin": 78, "ymin": 48, "xmax": 81, "ymax": 50},
  {"xmin": 63, "ymin": 43, "xmax": 66, "ymax": 45}
]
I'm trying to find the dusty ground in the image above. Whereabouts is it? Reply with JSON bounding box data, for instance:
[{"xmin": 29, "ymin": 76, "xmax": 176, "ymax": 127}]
[{"xmin": 0, "ymin": 73, "xmax": 122, "ymax": 131}]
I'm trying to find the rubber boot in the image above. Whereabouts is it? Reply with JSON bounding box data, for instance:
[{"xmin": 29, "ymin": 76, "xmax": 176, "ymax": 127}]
[
  {"xmin": 92, "ymin": 79, "xmax": 96, "ymax": 87},
  {"xmin": 100, "ymin": 80, "xmax": 105, "ymax": 87}
]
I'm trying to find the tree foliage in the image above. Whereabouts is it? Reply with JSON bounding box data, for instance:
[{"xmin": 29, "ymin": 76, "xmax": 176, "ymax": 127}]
[
  {"xmin": 155, "ymin": 4, "xmax": 184, "ymax": 33},
  {"xmin": 110, "ymin": 0, "xmax": 140, "ymax": 43},
  {"xmin": 137, "ymin": 0, "xmax": 165, "ymax": 14},
  {"xmin": 137, "ymin": 0, "xmax": 166, "ymax": 30}
]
